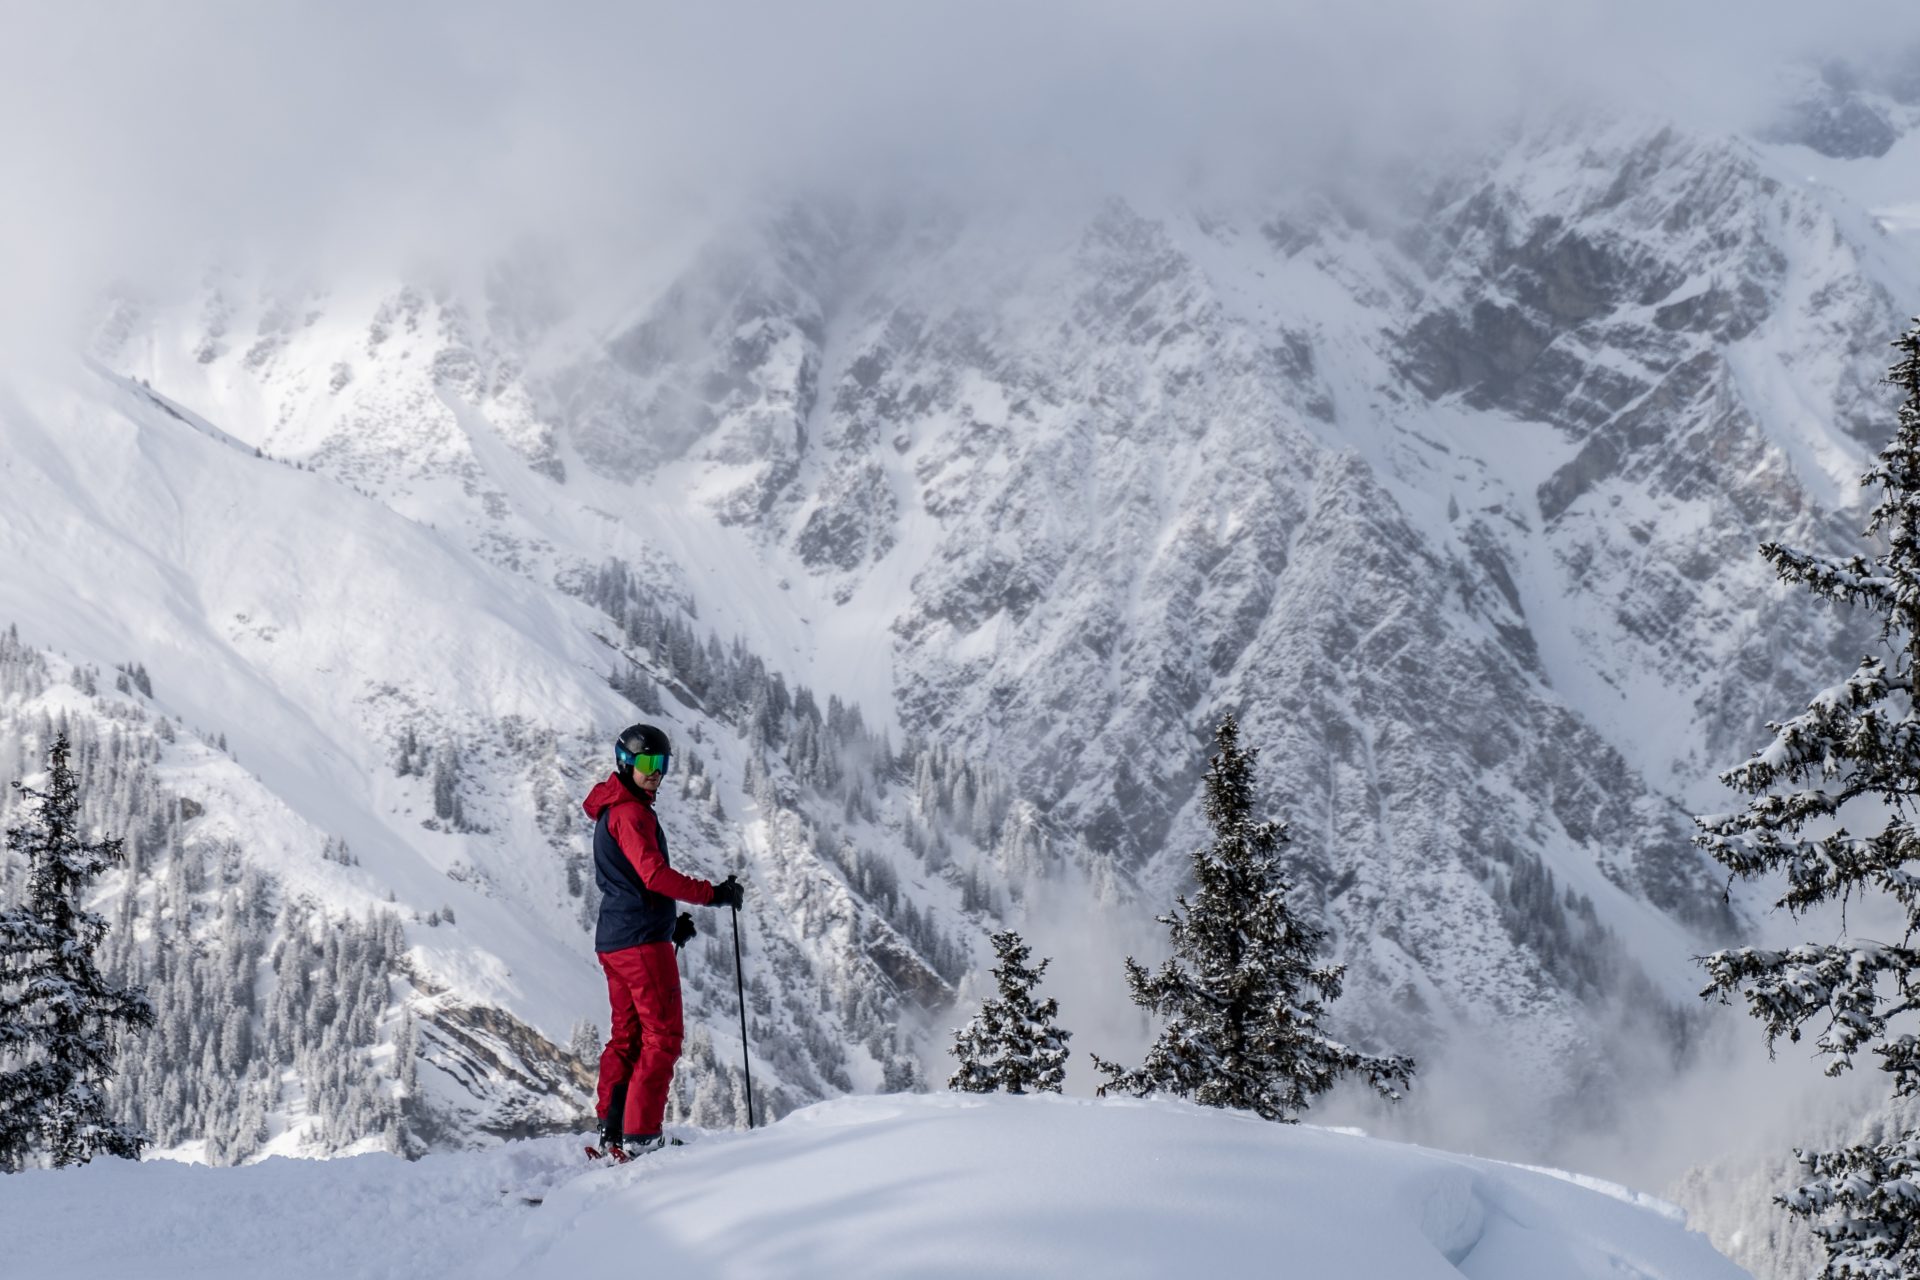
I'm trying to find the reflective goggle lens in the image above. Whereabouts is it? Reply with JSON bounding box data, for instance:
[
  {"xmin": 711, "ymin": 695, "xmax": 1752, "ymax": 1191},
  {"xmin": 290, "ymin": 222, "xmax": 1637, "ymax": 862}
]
[{"xmin": 625, "ymin": 750, "xmax": 670, "ymax": 777}]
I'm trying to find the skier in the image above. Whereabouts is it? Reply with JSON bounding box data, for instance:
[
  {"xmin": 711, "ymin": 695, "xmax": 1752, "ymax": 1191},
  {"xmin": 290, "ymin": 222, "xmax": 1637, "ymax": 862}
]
[{"xmin": 584, "ymin": 723, "xmax": 745, "ymax": 1159}]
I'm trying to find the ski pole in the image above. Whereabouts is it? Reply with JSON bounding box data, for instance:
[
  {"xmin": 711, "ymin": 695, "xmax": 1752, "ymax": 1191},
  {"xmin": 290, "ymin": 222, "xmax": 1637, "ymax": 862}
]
[{"xmin": 730, "ymin": 900, "xmax": 756, "ymax": 1129}]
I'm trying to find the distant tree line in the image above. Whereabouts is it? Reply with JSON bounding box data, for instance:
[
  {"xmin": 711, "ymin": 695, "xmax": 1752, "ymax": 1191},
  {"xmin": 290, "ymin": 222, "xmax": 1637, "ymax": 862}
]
[
  {"xmin": 0, "ymin": 645, "xmax": 421, "ymax": 1167},
  {"xmin": 1, "ymin": 732, "xmax": 151, "ymax": 1170}
]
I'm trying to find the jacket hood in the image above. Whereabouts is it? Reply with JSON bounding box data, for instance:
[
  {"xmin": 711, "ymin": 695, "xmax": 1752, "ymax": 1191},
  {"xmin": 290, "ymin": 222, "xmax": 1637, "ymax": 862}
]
[{"xmin": 584, "ymin": 772, "xmax": 651, "ymax": 821}]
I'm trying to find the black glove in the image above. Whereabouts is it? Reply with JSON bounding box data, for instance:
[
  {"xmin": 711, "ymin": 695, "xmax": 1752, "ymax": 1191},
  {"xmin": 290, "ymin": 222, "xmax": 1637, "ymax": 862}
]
[
  {"xmin": 709, "ymin": 875, "xmax": 744, "ymax": 911},
  {"xmin": 672, "ymin": 912, "xmax": 697, "ymax": 950}
]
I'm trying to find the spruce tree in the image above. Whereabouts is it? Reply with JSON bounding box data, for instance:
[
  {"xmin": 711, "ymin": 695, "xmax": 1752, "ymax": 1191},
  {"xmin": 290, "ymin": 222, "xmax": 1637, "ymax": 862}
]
[
  {"xmin": 1696, "ymin": 319, "xmax": 1920, "ymax": 1280},
  {"xmin": 948, "ymin": 929, "xmax": 1071, "ymax": 1094},
  {"xmin": 0, "ymin": 732, "xmax": 153, "ymax": 1170},
  {"xmin": 1092, "ymin": 713, "xmax": 1413, "ymax": 1121},
  {"xmin": 431, "ymin": 751, "xmax": 462, "ymax": 827}
]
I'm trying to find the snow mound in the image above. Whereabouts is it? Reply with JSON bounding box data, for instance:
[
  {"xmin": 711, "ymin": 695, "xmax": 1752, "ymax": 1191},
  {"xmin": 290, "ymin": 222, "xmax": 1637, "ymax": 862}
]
[{"xmin": 0, "ymin": 1093, "xmax": 1747, "ymax": 1279}]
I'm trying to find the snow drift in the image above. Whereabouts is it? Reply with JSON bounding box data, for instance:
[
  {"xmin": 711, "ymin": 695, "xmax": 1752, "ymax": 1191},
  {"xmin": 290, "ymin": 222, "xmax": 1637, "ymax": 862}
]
[{"xmin": 0, "ymin": 1093, "xmax": 1747, "ymax": 1279}]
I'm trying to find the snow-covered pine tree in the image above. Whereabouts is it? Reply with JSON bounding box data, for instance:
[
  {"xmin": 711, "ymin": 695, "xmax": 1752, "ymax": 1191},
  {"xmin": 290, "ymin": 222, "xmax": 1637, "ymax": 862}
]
[
  {"xmin": 947, "ymin": 929, "xmax": 1071, "ymax": 1094},
  {"xmin": 431, "ymin": 749, "xmax": 463, "ymax": 828},
  {"xmin": 1091, "ymin": 713, "xmax": 1413, "ymax": 1122},
  {"xmin": 1696, "ymin": 318, "xmax": 1920, "ymax": 1280},
  {"xmin": 0, "ymin": 732, "xmax": 153, "ymax": 1170}
]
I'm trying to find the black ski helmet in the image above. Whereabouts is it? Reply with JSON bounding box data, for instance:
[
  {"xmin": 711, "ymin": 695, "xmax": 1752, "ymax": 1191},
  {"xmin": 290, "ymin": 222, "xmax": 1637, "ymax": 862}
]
[{"xmin": 615, "ymin": 723, "xmax": 672, "ymax": 775}]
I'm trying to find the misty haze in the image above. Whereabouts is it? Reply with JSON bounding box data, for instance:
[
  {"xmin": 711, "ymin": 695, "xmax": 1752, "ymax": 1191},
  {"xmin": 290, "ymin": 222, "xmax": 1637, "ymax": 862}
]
[{"xmin": 5, "ymin": 4, "xmax": 1920, "ymax": 1278}]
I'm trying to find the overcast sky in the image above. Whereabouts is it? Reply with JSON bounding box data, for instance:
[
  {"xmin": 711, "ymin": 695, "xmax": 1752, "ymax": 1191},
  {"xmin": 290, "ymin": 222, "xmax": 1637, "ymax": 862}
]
[{"xmin": 1, "ymin": 1, "xmax": 1915, "ymax": 355}]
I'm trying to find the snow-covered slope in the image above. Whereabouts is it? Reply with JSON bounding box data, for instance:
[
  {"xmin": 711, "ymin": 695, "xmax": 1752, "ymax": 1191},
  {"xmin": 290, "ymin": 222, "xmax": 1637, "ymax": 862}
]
[
  {"xmin": 0, "ymin": 359, "xmax": 994, "ymax": 1154},
  {"xmin": 0, "ymin": 1093, "xmax": 1749, "ymax": 1280},
  {"xmin": 7, "ymin": 87, "xmax": 1920, "ymax": 1194}
]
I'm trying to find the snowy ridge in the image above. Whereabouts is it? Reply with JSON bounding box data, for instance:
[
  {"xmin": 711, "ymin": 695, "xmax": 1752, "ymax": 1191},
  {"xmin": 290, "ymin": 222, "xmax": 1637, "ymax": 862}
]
[
  {"xmin": 0, "ymin": 1094, "xmax": 1750, "ymax": 1280},
  {"xmin": 0, "ymin": 358, "xmax": 1013, "ymax": 1151},
  {"xmin": 5, "ymin": 97, "xmax": 1919, "ymax": 1190}
]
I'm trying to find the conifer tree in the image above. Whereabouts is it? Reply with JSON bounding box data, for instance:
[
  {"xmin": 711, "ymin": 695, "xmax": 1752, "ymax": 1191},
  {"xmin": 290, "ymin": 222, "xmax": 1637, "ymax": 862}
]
[
  {"xmin": 0, "ymin": 732, "xmax": 153, "ymax": 1170},
  {"xmin": 948, "ymin": 929, "xmax": 1071, "ymax": 1094},
  {"xmin": 432, "ymin": 751, "xmax": 461, "ymax": 827},
  {"xmin": 1092, "ymin": 713, "xmax": 1413, "ymax": 1121},
  {"xmin": 1696, "ymin": 319, "xmax": 1920, "ymax": 1280}
]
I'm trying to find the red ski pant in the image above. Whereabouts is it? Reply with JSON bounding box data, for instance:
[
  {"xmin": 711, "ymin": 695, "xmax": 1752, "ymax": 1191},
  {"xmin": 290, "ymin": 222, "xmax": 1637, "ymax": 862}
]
[{"xmin": 596, "ymin": 941, "xmax": 684, "ymax": 1138}]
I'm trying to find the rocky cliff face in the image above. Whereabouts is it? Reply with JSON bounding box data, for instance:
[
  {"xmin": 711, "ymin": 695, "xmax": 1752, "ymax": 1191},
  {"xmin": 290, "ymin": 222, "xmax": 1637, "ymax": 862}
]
[{"xmin": 47, "ymin": 102, "xmax": 1916, "ymax": 1164}]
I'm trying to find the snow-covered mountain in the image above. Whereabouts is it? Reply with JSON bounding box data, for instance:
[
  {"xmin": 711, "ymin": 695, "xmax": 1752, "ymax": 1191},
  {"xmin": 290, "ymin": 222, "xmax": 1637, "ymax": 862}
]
[
  {"xmin": 5, "ymin": 50, "xmax": 1920, "ymax": 1245},
  {"xmin": 0, "ymin": 376, "xmax": 983, "ymax": 1153},
  {"xmin": 0, "ymin": 1093, "xmax": 1751, "ymax": 1280}
]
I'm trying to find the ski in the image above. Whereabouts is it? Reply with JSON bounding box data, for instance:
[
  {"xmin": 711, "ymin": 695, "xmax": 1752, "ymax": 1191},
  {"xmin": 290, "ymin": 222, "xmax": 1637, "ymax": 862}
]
[{"xmin": 506, "ymin": 1142, "xmax": 631, "ymax": 1207}]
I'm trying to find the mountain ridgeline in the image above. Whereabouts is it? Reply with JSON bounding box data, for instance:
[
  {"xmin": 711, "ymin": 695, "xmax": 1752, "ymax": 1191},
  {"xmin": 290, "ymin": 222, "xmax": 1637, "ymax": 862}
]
[{"xmin": 1, "ymin": 99, "xmax": 1915, "ymax": 1187}]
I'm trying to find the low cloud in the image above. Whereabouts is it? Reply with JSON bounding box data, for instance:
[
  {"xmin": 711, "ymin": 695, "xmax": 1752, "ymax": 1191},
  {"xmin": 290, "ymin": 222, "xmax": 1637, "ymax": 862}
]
[{"xmin": 4, "ymin": 1, "xmax": 1915, "ymax": 360}]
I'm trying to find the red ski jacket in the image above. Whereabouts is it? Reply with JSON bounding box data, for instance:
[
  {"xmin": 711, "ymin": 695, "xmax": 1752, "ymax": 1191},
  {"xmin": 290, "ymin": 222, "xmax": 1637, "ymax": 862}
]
[{"xmin": 585, "ymin": 773, "xmax": 715, "ymax": 951}]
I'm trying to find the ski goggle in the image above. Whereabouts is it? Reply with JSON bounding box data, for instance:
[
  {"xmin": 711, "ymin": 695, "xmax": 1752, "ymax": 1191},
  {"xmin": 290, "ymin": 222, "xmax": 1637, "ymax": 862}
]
[{"xmin": 619, "ymin": 748, "xmax": 671, "ymax": 777}]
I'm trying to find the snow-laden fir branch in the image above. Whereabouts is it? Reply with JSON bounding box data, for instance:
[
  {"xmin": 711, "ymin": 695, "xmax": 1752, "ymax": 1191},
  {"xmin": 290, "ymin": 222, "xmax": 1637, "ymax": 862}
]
[{"xmin": 1696, "ymin": 318, "xmax": 1920, "ymax": 1280}]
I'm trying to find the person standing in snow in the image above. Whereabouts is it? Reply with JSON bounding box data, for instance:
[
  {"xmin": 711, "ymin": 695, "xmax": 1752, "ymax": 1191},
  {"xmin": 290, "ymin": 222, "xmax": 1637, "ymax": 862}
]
[{"xmin": 585, "ymin": 723, "xmax": 745, "ymax": 1158}]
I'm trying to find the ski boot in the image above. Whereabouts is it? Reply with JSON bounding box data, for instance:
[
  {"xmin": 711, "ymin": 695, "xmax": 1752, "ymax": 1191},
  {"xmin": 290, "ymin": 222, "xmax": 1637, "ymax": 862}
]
[{"xmin": 586, "ymin": 1115, "xmax": 629, "ymax": 1163}]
